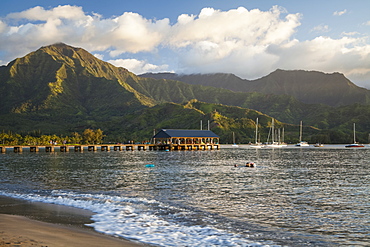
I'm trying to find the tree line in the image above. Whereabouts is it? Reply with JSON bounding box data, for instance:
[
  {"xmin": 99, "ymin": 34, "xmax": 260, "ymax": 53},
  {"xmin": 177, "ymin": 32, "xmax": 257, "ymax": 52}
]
[{"xmin": 0, "ymin": 129, "xmax": 105, "ymax": 145}]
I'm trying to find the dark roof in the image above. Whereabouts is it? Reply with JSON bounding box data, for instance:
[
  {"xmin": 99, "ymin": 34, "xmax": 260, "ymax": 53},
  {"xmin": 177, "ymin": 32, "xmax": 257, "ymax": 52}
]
[{"xmin": 153, "ymin": 129, "xmax": 219, "ymax": 138}]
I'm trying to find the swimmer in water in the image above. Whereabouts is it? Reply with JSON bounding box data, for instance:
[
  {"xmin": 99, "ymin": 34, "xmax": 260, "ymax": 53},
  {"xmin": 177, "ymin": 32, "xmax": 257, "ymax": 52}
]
[{"xmin": 246, "ymin": 162, "xmax": 255, "ymax": 167}]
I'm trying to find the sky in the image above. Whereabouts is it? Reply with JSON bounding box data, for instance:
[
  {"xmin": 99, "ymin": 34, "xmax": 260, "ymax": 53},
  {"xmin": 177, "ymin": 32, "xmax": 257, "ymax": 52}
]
[{"xmin": 1, "ymin": 0, "xmax": 370, "ymax": 87}]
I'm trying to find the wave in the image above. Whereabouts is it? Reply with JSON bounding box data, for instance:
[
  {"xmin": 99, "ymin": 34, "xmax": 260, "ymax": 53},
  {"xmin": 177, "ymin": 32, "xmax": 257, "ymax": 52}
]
[{"xmin": 0, "ymin": 190, "xmax": 264, "ymax": 246}]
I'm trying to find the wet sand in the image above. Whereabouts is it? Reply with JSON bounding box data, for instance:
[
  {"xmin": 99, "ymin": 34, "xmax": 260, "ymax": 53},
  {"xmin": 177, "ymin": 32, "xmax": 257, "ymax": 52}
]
[{"xmin": 0, "ymin": 196, "xmax": 145, "ymax": 247}]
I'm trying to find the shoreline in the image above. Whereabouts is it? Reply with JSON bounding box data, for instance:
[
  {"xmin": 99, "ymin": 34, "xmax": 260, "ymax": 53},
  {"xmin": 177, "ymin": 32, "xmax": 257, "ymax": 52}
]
[{"xmin": 0, "ymin": 196, "xmax": 146, "ymax": 247}]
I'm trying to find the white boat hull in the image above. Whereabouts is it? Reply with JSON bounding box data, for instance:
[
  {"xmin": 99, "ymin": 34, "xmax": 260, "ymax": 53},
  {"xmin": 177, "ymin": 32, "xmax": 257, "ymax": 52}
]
[
  {"xmin": 296, "ymin": 142, "xmax": 309, "ymax": 147},
  {"xmin": 250, "ymin": 145, "xmax": 262, "ymax": 148},
  {"xmin": 265, "ymin": 144, "xmax": 284, "ymax": 148}
]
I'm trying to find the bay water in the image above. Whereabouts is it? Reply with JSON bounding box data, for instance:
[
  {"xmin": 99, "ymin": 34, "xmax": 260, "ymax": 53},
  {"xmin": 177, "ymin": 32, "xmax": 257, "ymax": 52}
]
[{"xmin": 0, "ymin": 146, "xmax": 369, "ymax": 246}]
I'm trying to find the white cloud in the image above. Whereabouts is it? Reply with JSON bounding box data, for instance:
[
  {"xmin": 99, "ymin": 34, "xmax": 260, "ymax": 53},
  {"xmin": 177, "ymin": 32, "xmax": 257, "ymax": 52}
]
[
  {"xmin": 169, "ymin": 6, "xmax": 300, "ymax": 48},
  {"xmin": 267, "ymin": 36, "xmax": 370, "ymax": 85},
  {"xmin": 169, "ymin": 6, "xmax": 301, "ymax": 78},
  {"xmin": 108, "ymin": 58, "xmax": 170, "ymax": 74},
  {"xmin": 169, "ymin": 6, "xmax": 370, "ymax": 84},
  {"xmin": 93, "ymin": 53, "xmax": 104, "ymax": 60},
  {"xmin": 333, "ymin": 9, "xmax": 347, "ymax": 16},
  {"xmin": 311, "ymin": 24, "xmax": 330, "ymax": 33},
  {"xmin": 0, "ymin": 5, "xmax": 170, "ymax": 63},
  {"xmin": 6, "ymin": 5, "xmax": 86, "ymax": 21},
  {"xmin": 0, "ymin": 5, "xmax": 370, "ymax": 87},
  {"xmin": 107, "ymin": 12, "xmax": 170, "ymax": 55},
  {"xmin": 341, "ymin": 31, "xmax": 359, "ymax": 36},
  {"xmin": 0, "ymin": 20, "xmax": 6, "ymax": 33}
]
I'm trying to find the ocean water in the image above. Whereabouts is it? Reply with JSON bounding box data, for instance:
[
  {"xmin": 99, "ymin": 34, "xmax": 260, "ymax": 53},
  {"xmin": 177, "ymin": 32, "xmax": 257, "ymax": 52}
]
[{"xmin": 0, "ymin": 146, "xmax": 369, "ymax": 246}]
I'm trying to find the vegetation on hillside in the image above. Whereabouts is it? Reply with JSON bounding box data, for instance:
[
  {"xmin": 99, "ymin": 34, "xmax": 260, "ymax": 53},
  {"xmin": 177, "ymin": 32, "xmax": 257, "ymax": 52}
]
[
  {"xmin": 0, "ymin": 43, "xmax": 369, "ymax": 144},
  {"xmin": 0, "ymin": 129, "xmax": 104, "ymax": 145}
]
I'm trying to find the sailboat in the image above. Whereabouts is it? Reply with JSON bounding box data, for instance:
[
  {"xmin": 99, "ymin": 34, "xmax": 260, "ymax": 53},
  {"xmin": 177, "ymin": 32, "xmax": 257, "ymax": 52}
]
[
  {"xmin": 295, "ymin": 121, "xmax": 309, "ymax": 147},
  {"xmin": 232, "ymin": 132, "xmax": 239, "ymax": 147},
  {"xmin": 345, "ymin": 123, "xmax": 364, "ymax": 148},
  {"xmin": 250, "ymin": 118, "xmax": 262, "ymax": 148},
  {"xmin": 265, "ymin": 118, "xmax": 286, "ymax": 148},
  {"xmin": 277, "ymin": 127, "xmax": 287, "ymax": 147}
]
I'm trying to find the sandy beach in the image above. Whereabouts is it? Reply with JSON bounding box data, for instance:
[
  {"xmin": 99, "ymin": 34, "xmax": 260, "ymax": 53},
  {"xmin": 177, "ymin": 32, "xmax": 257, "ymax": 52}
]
[
  {"xmin": 0, "ymin": 214, "xmax": 144, "ymax": 247},
  {"xmin": 0, "ymin": 196, "xmax": 145, "ymax": 247}
]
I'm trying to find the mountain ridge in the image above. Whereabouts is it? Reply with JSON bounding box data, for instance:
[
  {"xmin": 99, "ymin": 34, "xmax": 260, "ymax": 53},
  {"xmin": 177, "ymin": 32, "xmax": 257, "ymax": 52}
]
[{"xmin": 140, "ymin": 70, "xmax": 370, "ymax": 107}]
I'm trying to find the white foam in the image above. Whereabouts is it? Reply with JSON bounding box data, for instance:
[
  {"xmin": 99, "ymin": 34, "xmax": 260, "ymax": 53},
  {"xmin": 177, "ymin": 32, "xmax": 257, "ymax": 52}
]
[{"xmin": 0, "ymin": 190, "xmax": 266, "ymax": 246}]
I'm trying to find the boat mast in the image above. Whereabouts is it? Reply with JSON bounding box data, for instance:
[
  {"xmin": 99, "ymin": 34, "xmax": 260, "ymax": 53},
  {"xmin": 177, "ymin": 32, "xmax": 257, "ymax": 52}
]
[
  {"xmin": 299, "ymin": 121, "xmax": 303, "ymax": 142},
  {"xmin": 353, "ymin": 123, "xmax": 356, "ymax": 143},
  {"xmin": 271, "ymin": 118, "xmax": 275, "ymax": 143},
  {"xmin": 255, "ymin": 118, "xmax": 258, "ymax": 144}
]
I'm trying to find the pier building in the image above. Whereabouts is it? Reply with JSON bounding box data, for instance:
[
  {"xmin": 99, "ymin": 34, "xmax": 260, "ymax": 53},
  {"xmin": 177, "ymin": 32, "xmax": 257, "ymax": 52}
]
[{"xmin": 153, "ymin": 129, "xmax": 220, "ymax": 150}]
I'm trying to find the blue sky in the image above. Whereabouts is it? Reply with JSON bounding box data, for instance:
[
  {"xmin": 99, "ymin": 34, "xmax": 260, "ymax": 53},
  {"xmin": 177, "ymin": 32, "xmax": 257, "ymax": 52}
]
[{"xmin": 1, "ymin": 0, "xmax": 370, "ymax": 87}]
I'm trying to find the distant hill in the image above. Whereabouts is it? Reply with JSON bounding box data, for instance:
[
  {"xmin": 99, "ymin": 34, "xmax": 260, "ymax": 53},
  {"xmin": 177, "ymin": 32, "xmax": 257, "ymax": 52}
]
[
  {"xmin": 1, "ymin": 43, "xmax": 370, "ymax": 144},
  {"xmin": 140, "ymin": 70, "xmax": 370, "ymax": 107}
]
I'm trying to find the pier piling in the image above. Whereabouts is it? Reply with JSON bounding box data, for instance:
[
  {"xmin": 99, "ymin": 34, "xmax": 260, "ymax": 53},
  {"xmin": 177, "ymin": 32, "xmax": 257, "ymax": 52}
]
[{"xmin": 60, "ymin": 146, "xmax": 69, "ymax": 152}]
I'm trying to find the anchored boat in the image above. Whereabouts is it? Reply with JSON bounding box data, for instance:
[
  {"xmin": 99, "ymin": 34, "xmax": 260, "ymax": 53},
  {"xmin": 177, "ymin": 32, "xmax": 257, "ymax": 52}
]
[{"xmin": 345, "ymin": 123, "xmax": 364, "ymax": 148}]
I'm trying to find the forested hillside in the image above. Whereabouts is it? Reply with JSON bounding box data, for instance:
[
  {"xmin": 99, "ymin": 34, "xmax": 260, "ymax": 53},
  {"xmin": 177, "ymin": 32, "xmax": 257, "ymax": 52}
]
[{"xmin": 1, "ymin": 43, "xmax": 369, "ymax": 144}]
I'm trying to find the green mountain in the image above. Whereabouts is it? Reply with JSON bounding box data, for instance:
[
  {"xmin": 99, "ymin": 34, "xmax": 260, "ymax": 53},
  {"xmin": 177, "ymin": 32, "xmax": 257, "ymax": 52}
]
[
  {"xmin": 0, "ymin": 42, "xmax": 155, "ymax": 115},
  {"xmin": 140, "ymin": 70, "xmax": 370, "ymax": 107},
  {"xmin": 0, "ymin": 43, "xmax": 317, "ymax": 126},
  {"xmin": 0, "ymin": 43, "xmax": 369, "ymax": 144}
]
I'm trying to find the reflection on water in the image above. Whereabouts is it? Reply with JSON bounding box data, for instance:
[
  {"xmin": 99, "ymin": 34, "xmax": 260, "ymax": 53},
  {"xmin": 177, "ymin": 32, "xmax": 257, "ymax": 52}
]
[{"xmin": 0, "ymin": 147, "xmax": 369, "ymax": 246}]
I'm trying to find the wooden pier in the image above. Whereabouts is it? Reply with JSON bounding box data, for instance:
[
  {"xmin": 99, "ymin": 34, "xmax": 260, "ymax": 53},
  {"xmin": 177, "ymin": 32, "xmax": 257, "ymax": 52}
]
[{"xmin": 0, "ymin": 143, "xmax": 220, "ymax": 153}]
